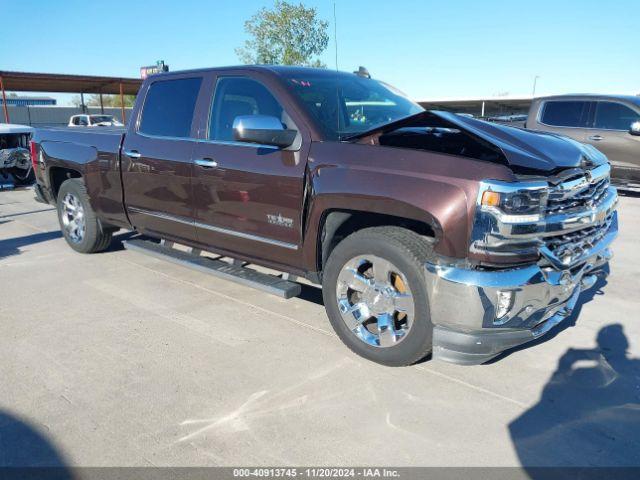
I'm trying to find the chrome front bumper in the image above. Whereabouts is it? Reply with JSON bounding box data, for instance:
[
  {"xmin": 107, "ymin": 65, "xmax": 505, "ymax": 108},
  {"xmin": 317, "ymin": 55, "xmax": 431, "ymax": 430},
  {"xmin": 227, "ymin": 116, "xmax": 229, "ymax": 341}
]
[{"xmin": 425, "ymin": 212, "xmax": 618, "ymax": 365}]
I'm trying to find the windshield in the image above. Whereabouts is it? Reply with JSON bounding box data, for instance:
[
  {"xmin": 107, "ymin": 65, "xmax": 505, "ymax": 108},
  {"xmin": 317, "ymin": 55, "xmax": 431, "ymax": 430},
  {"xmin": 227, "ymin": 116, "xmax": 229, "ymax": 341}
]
[
  {"xmin": 285, "ymin": 72, "xmax": 423, "ymax": 140},
  {"xmin": 90, "ymin": 115, "xmax": 117, "ymax": 124}
]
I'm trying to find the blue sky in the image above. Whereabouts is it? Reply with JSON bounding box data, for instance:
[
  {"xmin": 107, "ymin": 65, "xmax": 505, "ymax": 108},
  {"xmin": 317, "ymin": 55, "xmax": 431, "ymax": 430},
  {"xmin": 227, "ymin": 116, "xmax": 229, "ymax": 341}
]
[{"xmin": 1, "ymin": 0, "xmax": 637, "ymax": 105}]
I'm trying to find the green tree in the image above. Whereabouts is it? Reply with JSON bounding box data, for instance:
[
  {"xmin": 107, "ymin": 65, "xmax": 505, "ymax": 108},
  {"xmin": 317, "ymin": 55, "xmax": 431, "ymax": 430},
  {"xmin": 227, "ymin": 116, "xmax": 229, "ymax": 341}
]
[
  {"xmin": 71, "ymin": 94, "xmax": 136, "ymax": 108},
  {"xmin": 236, "ymin": 1, "xmax": 329, "ymax": 67}
]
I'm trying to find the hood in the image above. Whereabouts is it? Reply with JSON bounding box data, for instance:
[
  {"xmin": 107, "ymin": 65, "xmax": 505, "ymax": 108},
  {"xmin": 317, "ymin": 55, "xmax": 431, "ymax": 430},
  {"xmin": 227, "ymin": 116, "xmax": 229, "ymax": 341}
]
[
  {"xmin": 434, "ymin": 111, "xmax": 607, "ymax": 171},
  {"xmin": 352, "ymin": 111, "xmax": 607, "ymax": 173},
  {"xmin": 0, "ymin": 123, "xmax": 34, "ymax": 135}
]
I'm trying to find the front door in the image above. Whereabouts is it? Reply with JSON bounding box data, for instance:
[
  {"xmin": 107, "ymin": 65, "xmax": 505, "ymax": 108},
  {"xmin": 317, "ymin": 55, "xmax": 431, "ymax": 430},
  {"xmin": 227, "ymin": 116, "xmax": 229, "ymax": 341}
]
[
  {"xmin": 191, "ymin": 75, "xmax": 308, "ymax": 268},
  {"xmin": 583, "ymin": 100, "xmax": 640, "ymax": 177},
  {"xmin": 121, "ymin": 75, "xmax": 205, "ymax": 243}
]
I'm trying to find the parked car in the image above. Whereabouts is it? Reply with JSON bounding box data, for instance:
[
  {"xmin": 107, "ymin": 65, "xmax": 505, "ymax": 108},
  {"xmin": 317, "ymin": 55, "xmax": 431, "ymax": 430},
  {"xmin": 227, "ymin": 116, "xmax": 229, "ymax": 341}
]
[
  {"xmin": 31, "ymin": 66, "xmax": 618, "ymax": 366},
  {"xmin": 0, "ymin": 123, "xmax": 34, "ymax": 187},
  {"xmin": 69, "ymin": 114, "xmax": 124, "ymax": 127},
  {"xmin": 526, "ymin": 94, "xmax": 640, "ymax": 184},
  {"xmin": 487, "ymin": 114, "xmax": 528, "ymax": 128}
]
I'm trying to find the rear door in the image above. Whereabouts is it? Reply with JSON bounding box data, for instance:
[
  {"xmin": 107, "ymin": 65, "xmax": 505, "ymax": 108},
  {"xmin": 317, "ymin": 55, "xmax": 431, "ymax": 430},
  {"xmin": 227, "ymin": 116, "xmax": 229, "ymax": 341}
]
[
  {"xmin": 536, "ymin": 99, "xmax": 592, "ymax": 143},
  {"xmin": 190, "ymin": 73, "xmax": 309, "ymax": 268},
  {"xmin": 121, "ymin": 75, "xmax": 206, "ymax": 243},
  {"xmin": 584, "ymin": 100, "xmax": 640, "ymax": 175}
]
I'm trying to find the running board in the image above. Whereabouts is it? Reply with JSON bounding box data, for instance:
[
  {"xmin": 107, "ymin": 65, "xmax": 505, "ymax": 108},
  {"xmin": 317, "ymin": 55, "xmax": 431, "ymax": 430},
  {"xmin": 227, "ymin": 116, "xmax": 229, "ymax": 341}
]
[{"xmin": 123, "ymin": 239, "xmax": 302, "ymax": 299}]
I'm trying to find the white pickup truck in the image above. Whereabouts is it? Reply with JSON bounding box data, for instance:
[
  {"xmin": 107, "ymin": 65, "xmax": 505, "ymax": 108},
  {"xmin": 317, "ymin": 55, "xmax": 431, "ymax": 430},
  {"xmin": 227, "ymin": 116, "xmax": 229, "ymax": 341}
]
[
  {"xmin": 68, "ymin": 114, "xmax": 124, "ymax": 127},
  {"xmin": 0, "ymin": 123, "xmax": 34, "ymax": 187}
]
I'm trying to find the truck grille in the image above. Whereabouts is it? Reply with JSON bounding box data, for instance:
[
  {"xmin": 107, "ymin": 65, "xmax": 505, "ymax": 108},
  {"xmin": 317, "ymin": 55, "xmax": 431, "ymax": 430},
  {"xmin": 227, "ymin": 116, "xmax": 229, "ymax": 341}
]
[
  {"xmin": 538, "ymin": 164, "xmax": 615, "ymax": 267},
  {"xmin": 545, "ymin": 175, "xmax": 610, "ymax": 215},
  {"xmin": 543, "ymin": 213, "xmax": 614, "ymax": 266}
]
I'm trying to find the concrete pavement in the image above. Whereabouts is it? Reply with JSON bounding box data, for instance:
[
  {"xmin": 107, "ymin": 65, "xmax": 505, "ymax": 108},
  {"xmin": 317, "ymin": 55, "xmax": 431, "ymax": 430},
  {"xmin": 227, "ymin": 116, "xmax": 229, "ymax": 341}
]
[{"xmin": 1, "ymin": 188, "xmax": 639, "ymax": 467}]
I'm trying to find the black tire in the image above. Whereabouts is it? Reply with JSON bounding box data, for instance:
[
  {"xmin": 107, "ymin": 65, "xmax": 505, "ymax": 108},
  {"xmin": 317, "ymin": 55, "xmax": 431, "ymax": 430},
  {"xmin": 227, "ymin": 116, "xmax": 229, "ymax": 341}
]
[
  {"xmin": 57, "ymin": 178, "xmax": 112, "ymax": 253},
  {"xmin": 322, "ymin": 226, "xmax": 434, "ymax": 367}
]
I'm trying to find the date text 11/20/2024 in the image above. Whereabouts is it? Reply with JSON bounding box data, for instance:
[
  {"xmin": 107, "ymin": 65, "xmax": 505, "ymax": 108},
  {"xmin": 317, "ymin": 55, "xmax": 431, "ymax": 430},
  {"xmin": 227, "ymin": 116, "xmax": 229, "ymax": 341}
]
[{"xmin": 232, "ymin": 468, "xmax": 400, "ymax": 478}]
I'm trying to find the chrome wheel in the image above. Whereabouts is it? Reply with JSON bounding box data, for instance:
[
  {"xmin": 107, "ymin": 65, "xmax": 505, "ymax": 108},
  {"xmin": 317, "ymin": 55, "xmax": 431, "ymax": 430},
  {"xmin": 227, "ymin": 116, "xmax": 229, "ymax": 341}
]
[
  {"xmin": 61, "ymin": 192, "xmax": 86, "ymax": 243},
  {"xmin": 336, "ymin": 255, "xmax": 415, "ymax": 348}
]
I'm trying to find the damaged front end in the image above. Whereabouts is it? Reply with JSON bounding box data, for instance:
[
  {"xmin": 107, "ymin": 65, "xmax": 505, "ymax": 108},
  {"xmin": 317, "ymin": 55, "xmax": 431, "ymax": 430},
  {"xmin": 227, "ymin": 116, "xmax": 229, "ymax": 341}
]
[
  {"xmin": 0, "ymin": 147, "xmax": 32, "ymax": 188},
  {"xmin": 425, "ymin": 162, "xmax": 618, "ymax": 365},
  {"xmin": 1, "ymin": 127, "xmax": 34, "ymax": 187}
]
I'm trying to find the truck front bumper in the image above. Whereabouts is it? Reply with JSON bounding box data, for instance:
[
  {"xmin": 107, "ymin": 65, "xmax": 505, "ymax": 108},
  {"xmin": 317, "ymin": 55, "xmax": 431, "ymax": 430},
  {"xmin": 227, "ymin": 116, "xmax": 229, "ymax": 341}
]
[{"xmin": 425, "ymin": 214, "xmax": 617, "ymax": 365}]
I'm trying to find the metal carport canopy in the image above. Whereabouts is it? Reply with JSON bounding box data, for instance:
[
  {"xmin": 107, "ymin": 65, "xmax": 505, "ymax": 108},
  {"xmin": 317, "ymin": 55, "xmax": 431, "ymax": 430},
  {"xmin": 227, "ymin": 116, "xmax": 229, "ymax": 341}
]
[
  {"xmin": 0, "ymin": 70, "xmax": 142, "ymax": 124},
  {"xmin": 0, "ymin": 70, "xmax": 141, "ymax": 95}
]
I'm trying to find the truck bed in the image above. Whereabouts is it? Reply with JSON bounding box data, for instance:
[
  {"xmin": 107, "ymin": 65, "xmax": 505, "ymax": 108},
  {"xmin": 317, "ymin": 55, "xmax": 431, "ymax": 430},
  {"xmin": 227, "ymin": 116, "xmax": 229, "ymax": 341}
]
[{"xmin": 34, "ymin": 126, "xmax": 128, "ymax": 228}]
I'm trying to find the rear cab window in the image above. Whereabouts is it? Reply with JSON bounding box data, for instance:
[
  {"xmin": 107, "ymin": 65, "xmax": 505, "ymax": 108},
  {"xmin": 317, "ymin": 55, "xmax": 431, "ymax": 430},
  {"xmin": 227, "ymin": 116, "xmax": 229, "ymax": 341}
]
[
  {"xmin": 139, "ymin": 77, "xmax": 203, "ymax": 138},
  {"xmin": 540, "ymin": 101, "xmax": 590, "ymax": 128}
]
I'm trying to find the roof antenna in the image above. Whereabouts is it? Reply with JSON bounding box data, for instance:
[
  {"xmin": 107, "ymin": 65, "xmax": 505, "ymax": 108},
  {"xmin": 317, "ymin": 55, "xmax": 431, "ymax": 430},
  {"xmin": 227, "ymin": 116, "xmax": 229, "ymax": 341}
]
[{"xmin": 333, "ymin": 2, "xmax": 339, "ymax": 71}]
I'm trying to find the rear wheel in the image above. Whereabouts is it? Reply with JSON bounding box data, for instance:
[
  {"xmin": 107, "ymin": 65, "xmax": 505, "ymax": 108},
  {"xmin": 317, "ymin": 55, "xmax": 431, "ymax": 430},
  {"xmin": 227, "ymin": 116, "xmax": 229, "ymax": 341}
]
[
  {"xmin": 322, "ymin": 227, "xmax": 434, "ymax": 366},
  {"xmin": 57, "ymin": 178, "xmax": 112, "ymax": 253}
]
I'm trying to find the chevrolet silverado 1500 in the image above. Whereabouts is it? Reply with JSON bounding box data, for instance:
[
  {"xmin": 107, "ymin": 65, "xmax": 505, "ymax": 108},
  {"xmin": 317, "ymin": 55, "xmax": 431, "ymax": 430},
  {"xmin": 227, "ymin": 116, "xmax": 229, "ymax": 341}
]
[{"xmin": 31, "ymin": 66, "xmax": 618, "ymax": 366}]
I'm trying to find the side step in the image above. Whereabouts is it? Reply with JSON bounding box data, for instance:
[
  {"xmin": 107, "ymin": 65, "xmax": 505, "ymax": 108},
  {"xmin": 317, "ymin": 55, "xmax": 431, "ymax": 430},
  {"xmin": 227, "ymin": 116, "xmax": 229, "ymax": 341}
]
[{"xmin": 123, "ymin": 238, "xmax": 302, "ymax": 299}]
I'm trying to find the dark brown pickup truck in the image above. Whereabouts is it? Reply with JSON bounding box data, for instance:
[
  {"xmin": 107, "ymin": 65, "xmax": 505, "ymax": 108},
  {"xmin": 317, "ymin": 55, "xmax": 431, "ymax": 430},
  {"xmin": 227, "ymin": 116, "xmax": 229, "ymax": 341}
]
[{"xmin": 31, "ymin": 66, "xmax": 618, "ymax": 366}]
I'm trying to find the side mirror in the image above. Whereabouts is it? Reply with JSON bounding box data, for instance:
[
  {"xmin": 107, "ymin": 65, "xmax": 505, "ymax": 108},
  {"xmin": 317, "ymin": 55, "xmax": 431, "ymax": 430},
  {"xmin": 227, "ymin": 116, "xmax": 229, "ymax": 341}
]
[
  {"xmin": 630, "ymin": 121, "xmax": 640, "ymax": 136},
  {"xmin": 233, "ymin": 115, "xmax": 297, "ymax": 148}
]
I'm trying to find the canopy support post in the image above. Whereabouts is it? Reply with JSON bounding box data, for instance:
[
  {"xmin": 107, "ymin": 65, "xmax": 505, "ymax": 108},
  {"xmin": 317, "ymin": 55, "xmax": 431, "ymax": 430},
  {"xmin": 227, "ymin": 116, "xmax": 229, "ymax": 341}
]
[
  {"xmin": 0, "ymin": 75, "xmax": 10, "ymax": 123},
  {"xmin": 119, "ymin": 83, "xmax": 126, "ymax": 124}
]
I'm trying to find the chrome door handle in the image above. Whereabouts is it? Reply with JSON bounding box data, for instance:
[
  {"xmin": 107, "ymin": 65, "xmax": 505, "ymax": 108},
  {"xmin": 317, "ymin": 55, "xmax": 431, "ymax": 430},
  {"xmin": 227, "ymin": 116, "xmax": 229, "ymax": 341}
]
[
  {"xmin": 588, "ymin": 135, "xmax": 604, "ymax": 141},
  {"xmin": 194, "ymin": 158, "xmax": 218, "ymax": 168},
  {"xmin": 124, "ymin": 149, "xmax": 141, "ymax": 159}
]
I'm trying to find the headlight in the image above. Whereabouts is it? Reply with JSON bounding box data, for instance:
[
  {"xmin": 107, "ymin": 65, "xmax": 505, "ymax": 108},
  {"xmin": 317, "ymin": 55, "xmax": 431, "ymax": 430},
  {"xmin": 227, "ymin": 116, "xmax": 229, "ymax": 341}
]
[
  {"xmin": 469, "ymin": 179, "xmax": 550, "ymax": 263},
  {"xmin": 479, "ymin": 181, "xmax": 547, "ymax": 223}
]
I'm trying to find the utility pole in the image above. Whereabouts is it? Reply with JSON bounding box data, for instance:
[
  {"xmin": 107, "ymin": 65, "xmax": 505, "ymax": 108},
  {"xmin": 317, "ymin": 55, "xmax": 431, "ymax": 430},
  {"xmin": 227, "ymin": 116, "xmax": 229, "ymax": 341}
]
[
  {"xmin": 532, "ymin": 75, "xmax": 540, "ymax": 98},
  {"xmin": 333, "ymin": 2, "xmax": 339, "ymax": 70}
]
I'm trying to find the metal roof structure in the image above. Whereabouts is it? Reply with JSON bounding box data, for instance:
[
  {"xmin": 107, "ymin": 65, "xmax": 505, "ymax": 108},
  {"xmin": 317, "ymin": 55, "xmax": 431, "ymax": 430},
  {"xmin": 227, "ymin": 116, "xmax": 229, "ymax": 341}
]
[
  {"xmin": 0, "ymin": 70, "xmax": 142, "ymax": 123},
  {"xmin": 0, "ymin": 70, "xmax": 141, "ymax": 95},
  {"xmin": 417, "ymin": 95, "xmax": 534, "ymax": 117}
]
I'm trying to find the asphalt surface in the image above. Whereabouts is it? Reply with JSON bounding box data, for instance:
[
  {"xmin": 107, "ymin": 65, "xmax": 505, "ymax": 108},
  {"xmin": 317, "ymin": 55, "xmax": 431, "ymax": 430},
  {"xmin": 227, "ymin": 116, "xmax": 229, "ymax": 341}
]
[{"xmin": 1, "ymin": 188, "xmax": 639, "ymax": 468}]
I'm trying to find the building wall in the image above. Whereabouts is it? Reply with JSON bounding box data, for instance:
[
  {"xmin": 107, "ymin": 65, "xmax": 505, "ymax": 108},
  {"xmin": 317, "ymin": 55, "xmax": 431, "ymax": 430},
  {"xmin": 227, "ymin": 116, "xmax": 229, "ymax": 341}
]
[
  {"xmin": 4, "ymin": 106, "xmax": 133, "ymax": 127},
  {"xmin": 2, "ymin": 99, "xmax": 57, "ymax": 106}
]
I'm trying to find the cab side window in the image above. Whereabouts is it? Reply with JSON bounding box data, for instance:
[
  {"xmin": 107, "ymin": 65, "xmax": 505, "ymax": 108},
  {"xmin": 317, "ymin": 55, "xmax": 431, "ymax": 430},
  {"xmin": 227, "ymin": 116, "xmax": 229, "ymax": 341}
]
[
  {"xmin": 208, "ymin": 77, "xmax": 289, "ymax": 142},
  {"xmin": 540, "ymin": 101, "xmax": 590, "ymax": 128},
  {"xmin": 593, "ymin": 102, "xmax": 640, "ymax": 131},
  {"xmin": 78, "ymin": 116, "xmax": 89, "ymax": 126},
  {"xmin": 139, "ymin": 77, "xmax": 202, "ymax": 138}
]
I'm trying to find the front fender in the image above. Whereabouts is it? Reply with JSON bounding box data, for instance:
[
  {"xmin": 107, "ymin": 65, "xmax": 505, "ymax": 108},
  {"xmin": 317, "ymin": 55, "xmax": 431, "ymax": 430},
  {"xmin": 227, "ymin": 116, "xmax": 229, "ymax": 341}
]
[{"xmin": 301, "ymin": 163, "xmax": 473, "ymax": 271}]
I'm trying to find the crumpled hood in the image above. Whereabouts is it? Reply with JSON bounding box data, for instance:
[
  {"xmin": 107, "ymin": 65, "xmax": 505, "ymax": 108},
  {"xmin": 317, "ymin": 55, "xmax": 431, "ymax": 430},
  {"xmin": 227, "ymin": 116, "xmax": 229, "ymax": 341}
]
[
  {"xmin": 433, "ymin": 111, "xmax": 607, "ymax": 171},
  {"xmin": 357, "ymin": 111, "xmax": 608, "ymax": 172}
]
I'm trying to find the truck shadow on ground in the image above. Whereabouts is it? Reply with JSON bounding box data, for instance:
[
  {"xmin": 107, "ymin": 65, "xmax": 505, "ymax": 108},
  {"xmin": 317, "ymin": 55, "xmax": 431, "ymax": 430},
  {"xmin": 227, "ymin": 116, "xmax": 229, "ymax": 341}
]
[
  {"xmin": 0, "ymin": 229, "xmax": 62, "ymax": 260},
  {"xmin": 0, "ymin": 409, "xmax": 72, "ymax": 474},
  {"xmin": 296, "ymin": 283, "xmax": 324, "ymax": 306},
  {"xmin": 509, "ymin": 323, "xmax": 640, "ymax": 471},
  {"xmin": 105, "ymin": 230, "xmax": 139, "ymax": 253}
]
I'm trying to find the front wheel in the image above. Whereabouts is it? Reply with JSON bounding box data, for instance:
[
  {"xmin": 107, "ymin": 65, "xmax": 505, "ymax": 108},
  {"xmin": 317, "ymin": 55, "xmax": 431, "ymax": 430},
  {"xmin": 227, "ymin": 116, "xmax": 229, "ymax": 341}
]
[
  {"xmin": 57, "ymin": 178, "xmax": 112, "ymax": 253},
  {"xmin": 322, "ymin": 227, "xmax": 434, "ymax": 366}
]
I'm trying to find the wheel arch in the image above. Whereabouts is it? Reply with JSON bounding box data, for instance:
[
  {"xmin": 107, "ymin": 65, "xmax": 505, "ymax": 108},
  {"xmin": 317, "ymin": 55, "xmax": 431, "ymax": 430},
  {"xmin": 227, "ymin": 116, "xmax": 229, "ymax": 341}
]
[
  {"xmin": 314, "ymin": 208, "xmax": 439, "ymax": 278},
  {"xmin": 48, "ymin": 166, "xmax": 83, "ymax": 200}
]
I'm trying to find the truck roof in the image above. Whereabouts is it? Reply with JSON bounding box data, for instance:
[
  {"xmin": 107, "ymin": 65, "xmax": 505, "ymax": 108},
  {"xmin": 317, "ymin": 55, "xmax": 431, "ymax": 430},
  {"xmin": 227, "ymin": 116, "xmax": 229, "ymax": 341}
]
[
  {"xmin": 535, "ymin": 93, "xmax": 640, "ymax": 106},
  {"xmin": 144, "ymin": 65, "xmax": 358, "ymax": 81}
]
